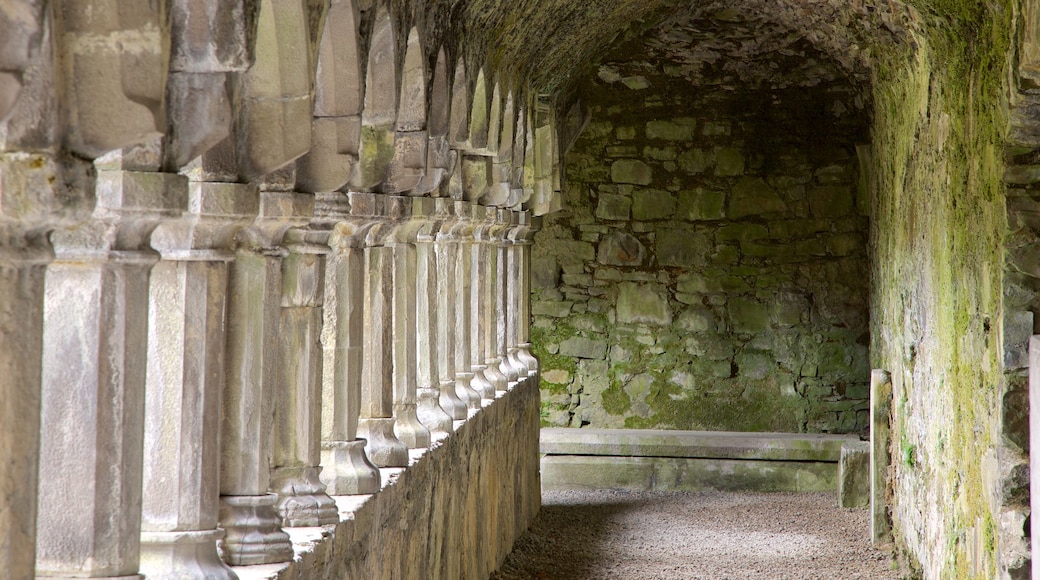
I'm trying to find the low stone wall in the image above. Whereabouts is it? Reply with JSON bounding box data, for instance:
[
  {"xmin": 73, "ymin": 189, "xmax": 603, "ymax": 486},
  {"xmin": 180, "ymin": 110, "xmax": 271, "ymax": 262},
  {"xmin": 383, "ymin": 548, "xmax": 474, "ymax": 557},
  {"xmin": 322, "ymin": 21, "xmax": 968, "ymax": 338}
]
[
  {"xmin": 540, "ymin": 427, "xmax": 858, "ymax": 493},
  {"xmin": 233, "ymin": 376, "xmax": 541, "ymax": 580}
]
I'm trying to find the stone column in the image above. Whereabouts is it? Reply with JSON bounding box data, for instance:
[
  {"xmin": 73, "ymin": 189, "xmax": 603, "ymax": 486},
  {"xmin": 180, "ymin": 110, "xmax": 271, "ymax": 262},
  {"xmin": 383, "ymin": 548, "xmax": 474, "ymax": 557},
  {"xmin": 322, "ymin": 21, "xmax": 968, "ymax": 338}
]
[
  {"xmin": 269, "ymin": 225, "xmax": 338, "ymax": 526},
  {"xmin": 468, "ymin": 206, "xmax": 497, "ymax": 403},
  {"xmin": 488, "ymin": 209, "xmax": 515, "ymax": 390},
  {"xmin": 218, "ymin": 189, "xmax": 310, "ymax": 565},
  {"xmin": 36, "ymin": 151, "xmax": 185, "ymax": 578},
  {"xmin": 319, "ymin": 193, "xmax": 381, "ymax": 495},
  {"xmin": 452, "ymin": 202, "xmax": 482, "ymax": 414},
  {"xmin": 139, "ymin": 181, "xmax": 257, "ymax": 579},
  {"xmin": 433, "ymin": 199, "xmax": 469, "ymax": 421},
  {"xmin": 415, "ymin": 199, "xmax": 455, "ymax": 438},
  {"xmin": 479, "ymin": 207, "xmax": 510, "ymax": 396},
  {"xmin": 516, "ymin": 213, "xmax": 540, "ymax": 374},
  {"xmin": 503, "ymin": 211, "xmax": 527, "ymax": 382},
  {"xmin": 389, "ymin": 197, "xmax": 432, "ymax": 449},
  {"xmin": 356, "ymin": 194, "xmax": 409, "ymax": 467},
  {"xmin": 0, "ymin": 152, "xmax": 82, "ymax": 579}
]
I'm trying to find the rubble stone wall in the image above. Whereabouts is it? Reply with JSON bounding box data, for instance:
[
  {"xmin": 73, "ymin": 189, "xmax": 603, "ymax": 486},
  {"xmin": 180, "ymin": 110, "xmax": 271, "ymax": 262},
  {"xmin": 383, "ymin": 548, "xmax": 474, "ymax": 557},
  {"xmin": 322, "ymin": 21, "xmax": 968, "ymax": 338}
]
[{"xmin": 532, "ymin": 78, "xmax": 872, "ymax": 434}]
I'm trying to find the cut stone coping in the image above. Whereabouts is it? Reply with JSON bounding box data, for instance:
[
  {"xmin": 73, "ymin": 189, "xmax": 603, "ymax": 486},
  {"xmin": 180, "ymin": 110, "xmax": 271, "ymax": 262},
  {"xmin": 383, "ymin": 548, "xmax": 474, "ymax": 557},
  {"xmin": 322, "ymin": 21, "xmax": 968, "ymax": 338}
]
[
  {"xmin": 541, "ymin": 428, "xmax": 861, "ymax": 463},
  {"xmin": 229, "ymin": 375, "xmax": 540, "ymax": 579}
]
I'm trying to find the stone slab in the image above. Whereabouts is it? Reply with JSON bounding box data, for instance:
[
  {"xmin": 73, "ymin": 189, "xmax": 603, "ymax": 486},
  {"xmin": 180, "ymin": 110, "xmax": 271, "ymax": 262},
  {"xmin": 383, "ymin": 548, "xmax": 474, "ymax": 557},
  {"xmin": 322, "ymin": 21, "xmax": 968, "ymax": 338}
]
[
  {"xmin": 839, "ymin": 440, "xmax": 870, "ymax": 508},
  {"xmin": 540, "ymin": 455, "xmax": 838, "ymax": 493},
  {"xmin": 540, "ymin": 428, "xmax": 858, "ymax": 462}
]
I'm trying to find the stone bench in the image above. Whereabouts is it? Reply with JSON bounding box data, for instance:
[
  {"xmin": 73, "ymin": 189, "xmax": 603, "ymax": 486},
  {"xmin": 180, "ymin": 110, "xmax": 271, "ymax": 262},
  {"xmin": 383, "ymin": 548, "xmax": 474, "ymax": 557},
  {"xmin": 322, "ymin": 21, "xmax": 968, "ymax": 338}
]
[{"xmin": 541, "ymin": 428, "xmax": 864, "ymax": 495}]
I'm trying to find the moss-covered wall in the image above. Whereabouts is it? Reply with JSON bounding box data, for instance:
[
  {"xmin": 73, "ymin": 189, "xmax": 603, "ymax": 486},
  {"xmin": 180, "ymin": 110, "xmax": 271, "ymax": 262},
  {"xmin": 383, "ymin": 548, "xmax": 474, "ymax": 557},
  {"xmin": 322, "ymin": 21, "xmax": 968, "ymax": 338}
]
[
  {"xmin": 869, "ymin": 1, "xmax": 1012, "ymax": 574},
  {"xmin": 531, "ymin": 76, "xmax": 873, "ymax": 434}
]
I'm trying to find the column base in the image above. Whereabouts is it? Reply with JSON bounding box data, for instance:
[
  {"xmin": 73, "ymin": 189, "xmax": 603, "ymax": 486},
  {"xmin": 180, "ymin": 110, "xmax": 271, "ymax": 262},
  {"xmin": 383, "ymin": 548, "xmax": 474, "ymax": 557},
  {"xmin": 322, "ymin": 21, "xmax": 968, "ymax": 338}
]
[
  {"xmin": 270, "ymin": 466, "xmax": 339, "ymax": 527},
  {"xmin": 455, "ymin": 371, "xmax": 481, "ymax": 412},
  {"xmin": 417, "ymin": 387, "xmax": 454, "ymax": 438},
  {"xmin": 507, "ymin": 347, "xmax": 528, "ymax": 380},
  {"xmin": 358, "ymin": 417, "xmax": 409, "ymax": 467},
  {"xmin": 320, "ymin": 439, "xmax": 381, "ymax": 495},
  {"xmin": 139, "ymin": 529, "xmax": 237, "ymax": 580},
  {"xmin": 439, "ymin": 380, "xmax": 468, "ymax": 420},
  {"xmin": 518, "ymin": 343, "xmax": 539, "ymax": 374},
  {"xmin": 470, "ymin": 364, "xmax": 496, "ymax": 403},
  {"xmin": 393, "ymin": 402, "xmax": 432, "ymax": 449},
  {"xmin": 218, "ymin": 494, "xmax": 293, "ymax": 566},
  {"xmin": 486, "ymin": 357, "xmax": 509, "ymax": 393}
]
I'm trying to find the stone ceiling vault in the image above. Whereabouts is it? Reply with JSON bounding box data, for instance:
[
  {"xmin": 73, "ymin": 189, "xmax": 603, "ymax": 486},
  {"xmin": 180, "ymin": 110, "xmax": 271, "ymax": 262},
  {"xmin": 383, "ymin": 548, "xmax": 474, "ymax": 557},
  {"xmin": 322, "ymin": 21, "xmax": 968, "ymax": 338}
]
[{"xmin": 455, "ymin": 0, "xmax": 914, "ymax": 97}]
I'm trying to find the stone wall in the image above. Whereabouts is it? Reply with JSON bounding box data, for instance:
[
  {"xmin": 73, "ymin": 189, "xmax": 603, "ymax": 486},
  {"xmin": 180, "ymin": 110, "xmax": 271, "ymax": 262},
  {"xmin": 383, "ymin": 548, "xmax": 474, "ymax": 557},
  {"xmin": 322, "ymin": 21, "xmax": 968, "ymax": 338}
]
[
  {"xmin": 251, "ymin": 376, "xmax": 541, "ymax": 580},
  {"xmin": 531, "ymin": 77, "xmax": 872, "ymax": 434},
  {"xmin": 869, "ymin": 7, "xmax": 1012, "ymax": 576}
]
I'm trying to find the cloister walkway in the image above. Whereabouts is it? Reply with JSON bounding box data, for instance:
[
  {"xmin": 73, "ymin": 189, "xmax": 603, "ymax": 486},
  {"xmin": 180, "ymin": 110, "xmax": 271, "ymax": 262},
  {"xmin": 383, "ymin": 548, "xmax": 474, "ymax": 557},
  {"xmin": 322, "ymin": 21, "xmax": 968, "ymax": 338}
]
[{"xmin": 492, "ymin": 490, "xmax": 901, "ymax": 579}]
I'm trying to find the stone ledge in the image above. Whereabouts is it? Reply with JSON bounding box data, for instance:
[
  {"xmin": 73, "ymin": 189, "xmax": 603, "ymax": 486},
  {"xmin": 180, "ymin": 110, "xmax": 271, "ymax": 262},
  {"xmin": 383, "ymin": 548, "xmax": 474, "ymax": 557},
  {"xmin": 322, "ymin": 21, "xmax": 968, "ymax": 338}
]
[
  {"xmin": 231, "ymin": 375, "xmax": 541, "ymax": 580},
  {"xmin": 541, "ymin": 428, "xmax": 860, "ymax": 462},
  {"xmin": 541, "ymin": 455, "xmax": 839, "ymax": 493}
]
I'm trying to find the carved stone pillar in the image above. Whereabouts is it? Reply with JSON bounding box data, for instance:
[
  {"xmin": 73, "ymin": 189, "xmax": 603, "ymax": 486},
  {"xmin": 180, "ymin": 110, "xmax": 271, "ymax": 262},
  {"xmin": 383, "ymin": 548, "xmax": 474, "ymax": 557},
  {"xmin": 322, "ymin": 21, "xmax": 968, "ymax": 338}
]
[
  {"xmin": 475, "ymin": 206, "xmax": 508, "ymax": 398},
  {"xmin": 415, "ymin": 199, "xmax": 455, "ymax": 438},
  {"xmin": 468, "ymin": 206, "xmax": 496, "ymax": 403},
  {"xmin": 356, "ymin": 194, "xmax": 409, "ymax": 467},
  {"xmin": 494, "ymin": 209, "xmax": 520, "ymax": 388},
  {"xmin": 433, "ymin": 199, "xmax": 469, "ymax": 421},
  {"xmin": 486, "ymin": 209, "xmax": 513, "ymax": 391},
  {"xmin": 389, "ymin": 197, "xmax": 432, "ymax": 449},
  {"xmin": 504, "ymin": 211, "xmax": 528, "ymax": 381},
  {"xmin": 0, "ymin": 151, "xmax": 85, "ymax": 579},
  {"xmin": 218, "ymin": 190, "xmax": 310, "ymax": 565},
  {"xmin": 318, "ymin": 193, "xmax": 380, "ymax": 495},
  {"xmin": 139, "ymin": 181, "xmax": 256, "ymax": 579},
  {"xmin": 36, "ymin": 151, "xmax": 185, "ymax": 578},
  {"xmin": 452, "ymin": 202, "xmax": 482, "ymax": 414},
  {"xmin": 269, "ymin": 225, "xmax": 338, "ymax": 526},
  {"xmin": 516, "ymin": 213, "xmax": 540, "ymax": 374}
]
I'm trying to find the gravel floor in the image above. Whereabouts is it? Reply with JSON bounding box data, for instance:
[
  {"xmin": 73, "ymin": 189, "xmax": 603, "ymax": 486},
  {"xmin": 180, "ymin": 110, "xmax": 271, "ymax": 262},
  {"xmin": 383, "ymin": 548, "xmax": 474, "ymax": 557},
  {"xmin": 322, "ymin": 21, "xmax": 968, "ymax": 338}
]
[{"xmin": 492, "ymin": 490, "xmax": 903, "ymax": 580}]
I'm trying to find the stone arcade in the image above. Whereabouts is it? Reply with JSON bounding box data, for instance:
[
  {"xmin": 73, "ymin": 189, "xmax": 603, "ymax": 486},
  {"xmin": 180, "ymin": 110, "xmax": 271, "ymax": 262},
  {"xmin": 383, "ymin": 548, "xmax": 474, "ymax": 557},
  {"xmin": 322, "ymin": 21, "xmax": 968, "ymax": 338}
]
[{"xmin": 4, "ymin": 0, "xmax": 1040, "ymax": 578}]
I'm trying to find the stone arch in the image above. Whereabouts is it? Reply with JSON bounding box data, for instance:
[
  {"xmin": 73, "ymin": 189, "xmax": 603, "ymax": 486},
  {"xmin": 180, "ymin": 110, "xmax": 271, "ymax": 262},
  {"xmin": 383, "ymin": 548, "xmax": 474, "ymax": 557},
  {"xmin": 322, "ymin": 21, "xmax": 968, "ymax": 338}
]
[
  {"xmin": 449, "ymin": 57, "xmax": 470, "ymax": 148},
  {"xmin": 396, "ymin": 27, "xmax": 426, "ymax": 132},
  {"xmin": 296, "ymin": 0, "xmax": 363, "ymax": 192},
  {"xmin": 468, "ymin": 67, "xmax": 489, "ymax": 151},
  {"xmin": 234, "ymin": 0, "xmax": 313, "ymax": 181},
  {"xmin": 351, "ymin": 3, "xmax": 397, "ymax": 190},
  {"xmin": 383, "ymin": 26, "xmax": 428, "ymax": 193},
  {"xmin": 415, "ymin": 46, "xmax": 455, "ymax": 194}
]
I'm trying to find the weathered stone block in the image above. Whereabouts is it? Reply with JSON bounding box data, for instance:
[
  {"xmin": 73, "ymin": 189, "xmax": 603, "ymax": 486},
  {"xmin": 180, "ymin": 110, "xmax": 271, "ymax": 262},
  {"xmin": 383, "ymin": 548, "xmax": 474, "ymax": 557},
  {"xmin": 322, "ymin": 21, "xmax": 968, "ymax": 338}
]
[
  {"xmin": 542, "ymin": 369, "xmax": 572, "ymax": 385},
  {"xmin": 559, "ymin": 337, "xmax": 608, "ymax": 359},
  {"xmin": 677, "ymin": 273, "xmax": 723, "ymax": 294},
  {"xmin": 808, "ymin": 185, "xmax": 854, "ymax": 218},
  {"xmin": 729, "ymin": 298, "xmax": 770, "ymax": 333},
  {"xmin": 643, "ymin": 146, "xmax": 677, "ymax": 160},
  {"xmin": 678, "ymin": 188, "xmax": 725, "ymax": 220},
  {"xmin": 596, "ymin": 194, "xmax": 632, "ymax": 220},
  {"xmin": 632, "ymin": 189, "xmax": 676, "ymax": 220},
  {"xmin": 597, "ymin": 232, "xmax": 645, "ymax": 266},
  {"xmin": 729, "ymin": 177, "xmax": 786, "ymax": 218},
  {"xmin": 646, "ymin": 119, "xmax": 697, "ymax": 140},
  {"xmin": 678, "ymin": 149, "xmax": 710, "ymax": 173},
  {"xmin": 617, "ymin": 282, "xmax": 672, "ymax": 325},
  {"xmin": 532, "ymin": 300, "xmax": 573, "ymax": 318},
  {"xmin": 656, "ymin": 229, "xmax": 710, "ymax": 268},
  {"xmin": 838, "ymin": 441, "xmax": 870, "ymax": 508},
  {"xmin": 676, "ymin": 307, "xmax": 716, "ymax": 332},
  {"xmin": 736, "ymin": 351, "xmax": 774, "ymax": 380},
  {"xmin": 611, "ymin": 159, "xmax": 653, "ymax": 185},
  {"xmin": 715, "ymin": 147, "xmax": 745, "ymax": 176}
]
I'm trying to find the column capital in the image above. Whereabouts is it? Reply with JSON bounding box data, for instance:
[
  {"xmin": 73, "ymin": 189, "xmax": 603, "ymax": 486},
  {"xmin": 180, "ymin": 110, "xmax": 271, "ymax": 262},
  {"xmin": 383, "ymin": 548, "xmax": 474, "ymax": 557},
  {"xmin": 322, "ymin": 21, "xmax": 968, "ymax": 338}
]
[
  {"xmin": 150, "ymin": 181, "xmax": 259, "ymax": 258},
  {"xmin": 234, "ymin": 190, "xmax": 314, "ymax": 252}
]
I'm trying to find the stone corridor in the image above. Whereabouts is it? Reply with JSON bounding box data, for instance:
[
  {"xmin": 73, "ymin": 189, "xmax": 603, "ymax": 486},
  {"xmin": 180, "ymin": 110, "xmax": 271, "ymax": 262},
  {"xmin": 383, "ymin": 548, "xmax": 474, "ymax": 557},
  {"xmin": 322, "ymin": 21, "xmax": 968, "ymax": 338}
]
[{"xmin": 4, "ymin": 0, "xmax": 1040, "ymax": 578}]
